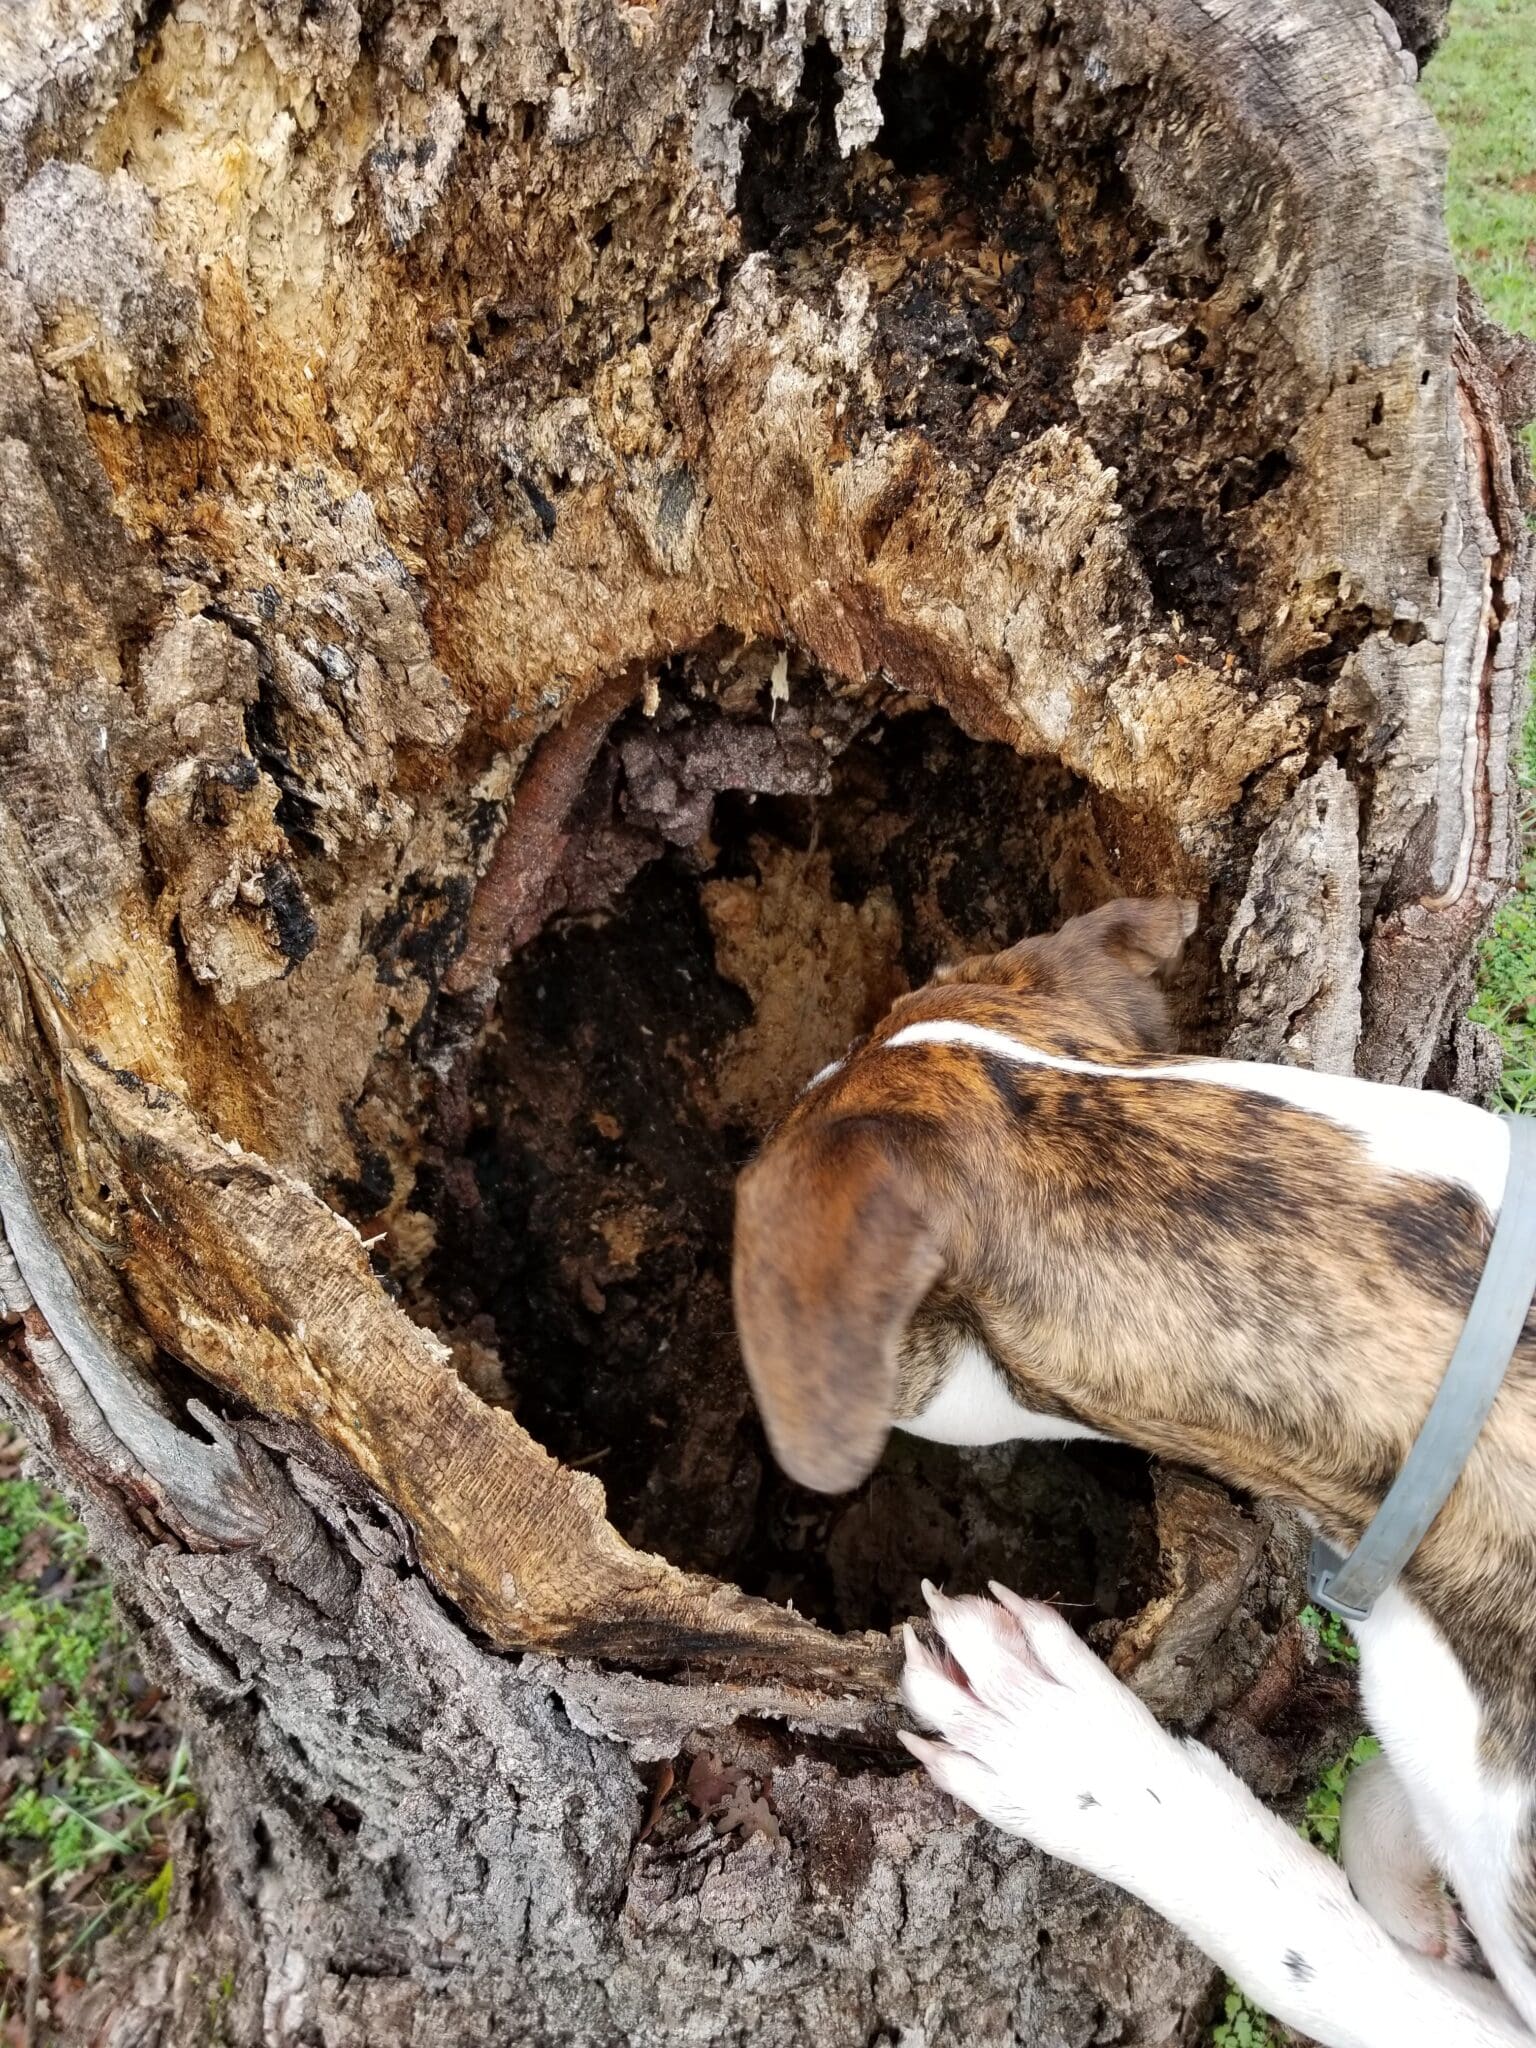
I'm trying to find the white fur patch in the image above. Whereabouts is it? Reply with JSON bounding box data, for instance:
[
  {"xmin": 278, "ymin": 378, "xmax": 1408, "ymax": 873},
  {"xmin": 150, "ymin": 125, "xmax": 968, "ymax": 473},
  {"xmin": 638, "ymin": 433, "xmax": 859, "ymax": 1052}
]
[
  {"xmin": 895, "ymin": 1334, "xmax": 1106, "ymax": 1447},
  {"xmin": 800, "ymin": 1058, "xmax": 844, "ymax": 1096},
  {"xmin": 1339, "ymin": 1753, "xmax": 1468, "ymax": 1964},
  {"xmin": 882, "ymin": 1021, "xmax": 1510, "ymax": 1219},
  {"xmin": 1354, "ymin": 1589, "xmax": 1536, "ymax": 2032},
  {"xmin": 904, "ymin": 1587, "xmax": 1534, "ymax": 2046}
]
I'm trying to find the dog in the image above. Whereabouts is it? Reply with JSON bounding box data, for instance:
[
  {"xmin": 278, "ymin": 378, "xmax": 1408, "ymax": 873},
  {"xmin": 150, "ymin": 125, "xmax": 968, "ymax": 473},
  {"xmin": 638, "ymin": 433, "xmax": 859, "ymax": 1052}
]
[{"xmin": 732, "ymin": 898, "xmax": 1536, "ymax": 2048}]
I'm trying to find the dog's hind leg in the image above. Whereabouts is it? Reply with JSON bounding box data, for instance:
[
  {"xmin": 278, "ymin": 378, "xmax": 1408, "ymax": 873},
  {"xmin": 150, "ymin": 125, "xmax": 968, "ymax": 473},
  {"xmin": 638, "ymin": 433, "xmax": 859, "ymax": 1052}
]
[
  {"xmin": 901, "ymin": 1584, "xmax": 1533, "ymax": 2048},
  {"xmin": 1341, "ymin": 1753, "xmax": 1470, "ymax": 1961},
  {"xmin": 1430, "ymin": 1796, "xmax": 1536, "ymax": 2040},
  {"xmin": 1498, "ymin": 1822, "xmax": 1536, "ymax": 2030},
  {"xmin": 1353, "ymin": 1590, "xmax": 1536, "ymax": 2036}
]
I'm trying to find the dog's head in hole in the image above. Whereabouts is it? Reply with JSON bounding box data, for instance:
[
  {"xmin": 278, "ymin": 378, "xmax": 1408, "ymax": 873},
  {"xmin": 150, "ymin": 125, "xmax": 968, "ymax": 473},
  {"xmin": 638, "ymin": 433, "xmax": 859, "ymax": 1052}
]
[{"xmin": 731, "ymin": 897, "xmax": 1196, "ymax": 1494}]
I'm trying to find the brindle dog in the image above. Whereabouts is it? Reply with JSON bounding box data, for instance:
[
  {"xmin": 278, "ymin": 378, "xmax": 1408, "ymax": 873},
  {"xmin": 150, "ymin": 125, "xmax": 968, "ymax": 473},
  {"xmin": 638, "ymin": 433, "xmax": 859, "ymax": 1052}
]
[{"xmin": 733, "ymin": 899, "xmax": 1536, "ymax": 2048}]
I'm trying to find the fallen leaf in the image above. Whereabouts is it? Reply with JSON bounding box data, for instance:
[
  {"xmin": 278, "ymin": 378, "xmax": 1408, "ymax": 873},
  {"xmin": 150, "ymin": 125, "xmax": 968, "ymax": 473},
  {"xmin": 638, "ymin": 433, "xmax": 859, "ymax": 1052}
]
[
  {"xmin": 684, "ymin": 1751, "xmax": 745, "ymax": 1810},
  {"xmin": 862, "ymin": 250, "xmax": 908, "ymax": 293},
  {"xmin": 638, "ymin": 1762, "xmax": 675, "ymax": 1842},
  {"xmin": 716, "ymin": 1783, "xmax": 782, "ymax": 1845}
]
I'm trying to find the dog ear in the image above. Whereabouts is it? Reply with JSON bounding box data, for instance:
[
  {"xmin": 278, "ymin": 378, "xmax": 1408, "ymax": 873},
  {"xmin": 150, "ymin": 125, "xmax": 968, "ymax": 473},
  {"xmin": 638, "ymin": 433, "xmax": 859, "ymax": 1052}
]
[
  {"xmin": 733, "ymin": 1121, "xmax": 944, "ymax": 1494},
  {"xmin": 1039, "ymin": 897, "xmax": 1197, "ymax": 979},
  {"xmin": 935, "ymin": 897, "xmax": 1196, "ymax": 1048},
  {"xmin": 938, "ymin": 897, "xmax": 1196, "ymax": 989},
  {"xmin": 1019, "ymin": 896, "xmax": 1195, "ymax": 1049}
]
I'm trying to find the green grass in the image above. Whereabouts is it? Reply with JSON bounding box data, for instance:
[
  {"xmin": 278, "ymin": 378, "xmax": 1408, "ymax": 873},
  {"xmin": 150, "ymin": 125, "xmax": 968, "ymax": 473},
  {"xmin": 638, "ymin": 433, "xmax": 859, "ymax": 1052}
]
[
  {"xmin": 0, "ymin": 1457, "xmax": 194, "ymax": 1998},
  {"xmin": 1212, "ymin": 1989, "xmax": 1276, "ymax": 2048},
  {"xmin": 1299, "ymin": 1735, "xmax": 1383, "ymax": 1860},
  {"xmin": 1419, "ymin": 0, "xmax": 1536, "ymax": 352},
  {"xmin": 1298, "ymin": 1604, "xmax": 1360, "ymax": 1668},
  {"xmin": 1426, "ymin": 0, "xmax": 1536, "ymax": 1109},
  {"xmin": 1469, "ymin": 706, "xmax": 1536, "ymax": 1111}
]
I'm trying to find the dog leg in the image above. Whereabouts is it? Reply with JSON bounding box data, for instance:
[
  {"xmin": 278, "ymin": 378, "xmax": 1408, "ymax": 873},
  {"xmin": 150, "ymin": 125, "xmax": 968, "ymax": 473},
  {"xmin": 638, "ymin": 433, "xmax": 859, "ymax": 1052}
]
[
  {"xmin": 1352, "ymin": 1586, "xmax": 1536, "ymax": 2036},
  {"xmin": 1429, "ymin": 1807, "xmax": 1536, "ymax": 2040},
  {"xmin": 1340, "ymin": 1753, "xmax": 1469, "ymax": 1961},
  {"xmin": 900, "ymin": 1584, "xmax": 1532, "ymax": 2048}
]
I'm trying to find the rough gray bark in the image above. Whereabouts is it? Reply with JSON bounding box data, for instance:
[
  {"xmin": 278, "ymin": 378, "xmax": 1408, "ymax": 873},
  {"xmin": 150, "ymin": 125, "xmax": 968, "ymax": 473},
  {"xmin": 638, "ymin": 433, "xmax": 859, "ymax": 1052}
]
[
  {"xmin": 16, "ymin": 1430, "xmax": 1331, "ymax": 2048},
  {"xmin": 0, "ymin": 0, "xmax": 1531, "ymax": 2040},
  {"xmin": 1380, "ymin": 0, "xmax": 1453, "ymax": 67}
]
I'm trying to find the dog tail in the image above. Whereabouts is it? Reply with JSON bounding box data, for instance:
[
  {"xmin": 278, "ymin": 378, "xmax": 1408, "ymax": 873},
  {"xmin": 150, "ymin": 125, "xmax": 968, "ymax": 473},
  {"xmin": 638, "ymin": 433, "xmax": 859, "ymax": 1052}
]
[{"xmin": 732, "ymin": 1117, "xmax": 944, "ymax": 1493}]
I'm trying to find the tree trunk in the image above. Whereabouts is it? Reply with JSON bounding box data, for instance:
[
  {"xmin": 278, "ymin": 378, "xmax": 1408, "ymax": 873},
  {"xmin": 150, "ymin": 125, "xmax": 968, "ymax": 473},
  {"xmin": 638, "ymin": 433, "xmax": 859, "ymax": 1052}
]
[{"xmin": 0, "ymin": 0, "xmax": 1531, "ymax": 2040}]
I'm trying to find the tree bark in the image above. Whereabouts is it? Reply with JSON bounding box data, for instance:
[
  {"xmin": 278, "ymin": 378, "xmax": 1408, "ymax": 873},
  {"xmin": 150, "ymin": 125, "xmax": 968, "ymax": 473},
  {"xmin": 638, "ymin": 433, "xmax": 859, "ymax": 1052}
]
[{"xmin": 0, "ymin": 0, "xmax": 1530, "ymax": 2041}]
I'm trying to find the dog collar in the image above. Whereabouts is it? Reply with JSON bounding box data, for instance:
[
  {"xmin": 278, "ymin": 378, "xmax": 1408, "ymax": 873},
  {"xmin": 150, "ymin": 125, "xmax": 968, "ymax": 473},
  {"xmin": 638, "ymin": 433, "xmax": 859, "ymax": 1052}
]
[{"xmin": 1308, "ymin": 1113, "xmax": 1536, "ymax": 1625}]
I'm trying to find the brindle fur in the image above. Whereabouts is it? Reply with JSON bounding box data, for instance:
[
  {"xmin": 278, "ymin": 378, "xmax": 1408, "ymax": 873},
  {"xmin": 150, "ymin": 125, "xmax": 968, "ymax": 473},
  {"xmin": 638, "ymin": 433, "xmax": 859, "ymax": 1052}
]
[{"xmin": 732, "ymin": 900, "xmax": 1536, "ymax": 1890}]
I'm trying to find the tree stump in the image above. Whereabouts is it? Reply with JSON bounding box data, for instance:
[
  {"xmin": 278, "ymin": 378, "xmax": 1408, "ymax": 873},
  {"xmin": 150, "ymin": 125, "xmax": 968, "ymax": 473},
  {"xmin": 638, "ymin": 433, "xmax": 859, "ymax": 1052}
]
[{"xmin": 0, "ymin": 0, "xmax": 1530, "ymax": 2039}]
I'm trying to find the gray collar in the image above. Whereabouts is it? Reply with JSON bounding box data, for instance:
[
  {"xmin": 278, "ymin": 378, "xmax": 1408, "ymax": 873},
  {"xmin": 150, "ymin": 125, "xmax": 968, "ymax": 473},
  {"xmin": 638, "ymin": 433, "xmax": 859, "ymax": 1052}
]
[{"xmin": 1308, "ymin": 1114, "xmax": 1536, "ymax": 1626}]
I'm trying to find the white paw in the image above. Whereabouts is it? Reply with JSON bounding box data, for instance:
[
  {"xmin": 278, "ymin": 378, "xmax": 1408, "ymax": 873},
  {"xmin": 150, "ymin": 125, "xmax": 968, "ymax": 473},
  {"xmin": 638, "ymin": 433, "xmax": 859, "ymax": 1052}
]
[
  {"xmin": 898, "ymin": 1579, "xmax": 1184, "ymax": 1872},
  {"xmin": 1378, "ymin": 1876, "xmax": 1472, "ymax": 1968},
  {"xmin": 1339, "ymin": 1756, "xmax": 1472, "ymax": 1966}
]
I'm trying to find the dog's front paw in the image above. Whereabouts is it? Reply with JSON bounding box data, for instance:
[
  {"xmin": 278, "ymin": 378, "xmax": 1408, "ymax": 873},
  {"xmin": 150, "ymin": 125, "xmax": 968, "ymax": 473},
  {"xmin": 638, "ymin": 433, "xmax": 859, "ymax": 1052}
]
[{"xmin": 899, "ymin": 1579, "xmax": 1183, "ymax": 1872}]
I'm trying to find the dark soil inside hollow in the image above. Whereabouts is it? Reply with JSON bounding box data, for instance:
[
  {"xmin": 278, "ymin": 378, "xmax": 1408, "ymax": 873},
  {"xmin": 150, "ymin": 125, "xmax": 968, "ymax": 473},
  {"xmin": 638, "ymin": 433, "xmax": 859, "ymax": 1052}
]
[{"xmin": 417, "ymin": 670, "xmax": 1159, "ymax": 1634}]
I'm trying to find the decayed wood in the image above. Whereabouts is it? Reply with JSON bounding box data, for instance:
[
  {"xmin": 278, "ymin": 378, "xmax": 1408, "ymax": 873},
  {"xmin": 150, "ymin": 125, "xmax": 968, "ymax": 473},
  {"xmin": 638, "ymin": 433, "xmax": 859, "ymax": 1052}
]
[
  {"xmin": 31, "ymin": 1407, "xmax": 1317, "ymax": 2048},
  {"xmin": 1363, "ymin": 302, "xmax": 1536, "ymax": 1077},
  {"xmin": 69, "ymin": 1049, "xmax": 895, "ymax": 1694},
  {"xmin": 0, "ymin": 0, "xmax": 1525, "ymax": 1701},
  {"xmin": 0, "ymin": 0, "xmax": 1530, "ymax": 2036},
  {"xmin": 444, "ymin": 663, "xmax": 647, "ymax": 998}
]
